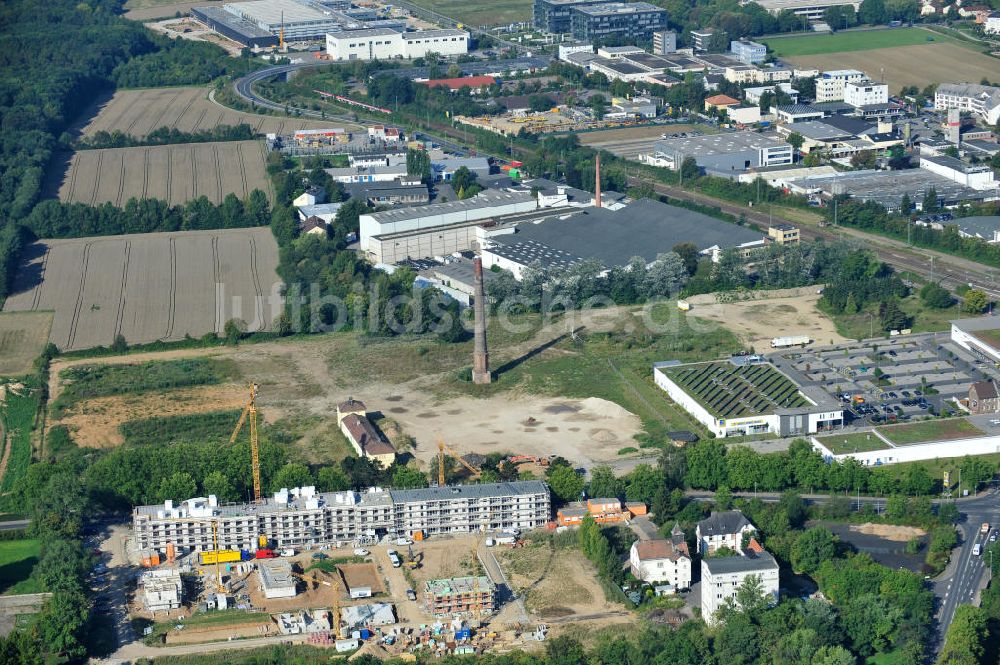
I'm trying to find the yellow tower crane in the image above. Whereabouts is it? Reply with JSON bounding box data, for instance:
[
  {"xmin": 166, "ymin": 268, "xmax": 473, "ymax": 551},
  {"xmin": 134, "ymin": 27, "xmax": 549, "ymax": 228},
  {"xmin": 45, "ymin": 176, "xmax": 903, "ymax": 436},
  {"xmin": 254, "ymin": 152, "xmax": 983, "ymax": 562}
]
[
  {"xmin": 230, "ymin": 383, "xmax": 262, "ymax": 503},
  {"xmin": 210, "ymin": 520, "xmax": 224, "ymax": 594},
  {"xmin": 437, "ymin": 437, "xmax": 481, "ymax": 487}
]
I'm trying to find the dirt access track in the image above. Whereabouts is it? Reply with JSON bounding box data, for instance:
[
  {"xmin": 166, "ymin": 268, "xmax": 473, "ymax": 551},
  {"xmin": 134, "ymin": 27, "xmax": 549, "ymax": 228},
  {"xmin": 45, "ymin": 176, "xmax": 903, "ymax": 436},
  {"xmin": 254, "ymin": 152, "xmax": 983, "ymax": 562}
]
[
  {"xmin": 45, "ymin": 306, "xmax": 643, "ymax": 463},
  {"xmin": 685, "ymin": 286, "xmax": 850, "ymax": 352}
]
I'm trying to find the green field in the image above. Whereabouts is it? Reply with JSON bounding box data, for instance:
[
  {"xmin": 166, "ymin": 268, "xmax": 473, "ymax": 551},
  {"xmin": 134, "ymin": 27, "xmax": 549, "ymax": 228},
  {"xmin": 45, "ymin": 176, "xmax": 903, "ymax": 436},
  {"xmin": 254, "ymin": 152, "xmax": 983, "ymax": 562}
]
[
  {"xmin": 816, "ymin": 432, "xmax": 890, "ymax": 455},
  {"xmin": 120, "ymin": 410, "xmax": 243, "ymax": 447},
  {"xmin": 0, "ymin": 539, "xmax": 41, "ymax": 595},
  {"xmin": 0, "ymin": 387, "xmax": 40, "ymax": 492},
  {"xmin": 878, "ymin": 418, "xmax": 985, "ymax": 445},
  {"xmin": 764, "ymin": 28, "xmax": 930, "ymax": 57},
  {"xmin": 403, "ymin": 0, "xmax": 531, "ymax": 27}
]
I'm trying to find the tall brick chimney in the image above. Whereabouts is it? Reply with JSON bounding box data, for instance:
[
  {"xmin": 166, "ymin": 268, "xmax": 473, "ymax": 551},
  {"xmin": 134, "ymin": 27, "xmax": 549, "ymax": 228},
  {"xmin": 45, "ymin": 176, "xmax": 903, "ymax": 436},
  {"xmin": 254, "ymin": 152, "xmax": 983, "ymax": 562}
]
[
  {"xmin": 594, "ymin": 153, "xmax": 602, "ymax": 208},
  {"xmin": 472, "ymin": 257, "xmax": 491, "ymax": 384}
]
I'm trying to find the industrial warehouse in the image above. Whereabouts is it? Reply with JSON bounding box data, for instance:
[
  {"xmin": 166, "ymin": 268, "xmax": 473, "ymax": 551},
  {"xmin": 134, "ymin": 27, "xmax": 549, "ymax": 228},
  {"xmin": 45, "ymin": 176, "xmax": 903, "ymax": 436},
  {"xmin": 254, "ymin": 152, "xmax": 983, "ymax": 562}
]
[
  {"xmin": 653, "ymin": 357, "xmax": 844, "ymax": 438},
  {"xmin": 133, "ymin": 481, "xmax": 551, "ymax": 553}
]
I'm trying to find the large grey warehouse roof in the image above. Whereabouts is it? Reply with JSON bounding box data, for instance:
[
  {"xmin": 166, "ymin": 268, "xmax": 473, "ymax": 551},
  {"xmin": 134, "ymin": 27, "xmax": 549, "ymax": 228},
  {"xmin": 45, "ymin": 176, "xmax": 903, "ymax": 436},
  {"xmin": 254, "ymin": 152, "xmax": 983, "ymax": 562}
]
[
  {"xmin": 787, "ymin": 169, "xmax": 990, "ymax": 210},
  {"xmin": 655, "ymin": 131, "xmax": 787, "ymax": 157},
  {"xmin": 193, "ymin": 5, "xmax": 273, "ymax": 39},
  {"xmin": 225, "ymin": 0, "xmax": 332, "ymax": 24},
  {"xmin": 389, "ymin": 480, "xmax": 549, "ymax": 503},
  {"xmin": 488, "ymin": 198, "xmax": 762, "ymax": 271},
  {"xmin": 703, "ymin": 551, "xmax": 778, "ymax": 575},
  {"xmin": 952, "ymin": 316, "xmax": 1000, "ymax": 334},
  {"xmin": 332, "ymin": 27, "xmax": 402, "ymax": 38},
  {"xmin": 366, "ymin": 190, "xmax": 535, "ymax": 224},
  {"xmin": 951, "ymin": 216, "xmax": 1000, "ymax": 238}
]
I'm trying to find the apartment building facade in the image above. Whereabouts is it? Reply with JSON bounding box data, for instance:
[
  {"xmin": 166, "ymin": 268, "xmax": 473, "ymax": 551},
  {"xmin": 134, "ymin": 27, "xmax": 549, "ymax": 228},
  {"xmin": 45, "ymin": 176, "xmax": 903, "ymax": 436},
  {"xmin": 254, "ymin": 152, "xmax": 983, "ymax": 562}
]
[
  {"xmin": 701, "ymin": 552, "xmax": 780, "ymax": 624},
  {"xmin": 815, "ymin": 69, "xmax": 865, "ymax": 102},
  {"xmin": 133, "ymin": 481, "xmax": 551, "ymax": 552},
  {"xmin": 934, "ymin": 83, "xmax": 1000, "ymax": 126},
  {"xmin": 843, "ymin": 79, "xmax": 888, "ymax": 108}
]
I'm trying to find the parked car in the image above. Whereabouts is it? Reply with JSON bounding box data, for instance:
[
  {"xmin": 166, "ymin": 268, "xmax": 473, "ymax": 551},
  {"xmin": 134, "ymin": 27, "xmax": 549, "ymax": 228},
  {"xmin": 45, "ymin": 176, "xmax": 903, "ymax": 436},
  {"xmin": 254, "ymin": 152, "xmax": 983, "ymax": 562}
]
[
  {"xmin": 353, "ymin": 548, "xmax": 369, "ymax": 557},
  {"xmin": 395, "ymin": 537, "xmax": 413, "ymax": 546},
  {"xmin": 406, "ymin": 588, "xmax": 417, "ymax": 601},
  {"xmin": 388, "ymin": 550, "xmax": 402, "ymax": 568},
  {"xmin": 311, "ymin": 553, "xmax": 329, "ymax": 560}
]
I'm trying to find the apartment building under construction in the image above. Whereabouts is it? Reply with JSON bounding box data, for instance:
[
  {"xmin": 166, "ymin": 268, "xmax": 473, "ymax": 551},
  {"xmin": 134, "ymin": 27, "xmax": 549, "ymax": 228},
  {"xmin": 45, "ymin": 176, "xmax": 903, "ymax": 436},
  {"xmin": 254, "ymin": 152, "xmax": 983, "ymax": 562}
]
[
  {"xmin": 132, "ymin": 481, "xmax": 551, "ymax": 553},
  {"xmin": 424, "ymin": 576, "xmax": 497, "ymax": 617}
]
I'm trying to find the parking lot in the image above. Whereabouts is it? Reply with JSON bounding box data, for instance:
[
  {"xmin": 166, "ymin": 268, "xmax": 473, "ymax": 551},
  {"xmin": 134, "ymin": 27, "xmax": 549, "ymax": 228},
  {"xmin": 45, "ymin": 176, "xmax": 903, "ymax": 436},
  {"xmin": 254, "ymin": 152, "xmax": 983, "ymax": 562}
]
[{"xmin": 771, "ymin": 332, "xmax": 998, "ymax": 427}]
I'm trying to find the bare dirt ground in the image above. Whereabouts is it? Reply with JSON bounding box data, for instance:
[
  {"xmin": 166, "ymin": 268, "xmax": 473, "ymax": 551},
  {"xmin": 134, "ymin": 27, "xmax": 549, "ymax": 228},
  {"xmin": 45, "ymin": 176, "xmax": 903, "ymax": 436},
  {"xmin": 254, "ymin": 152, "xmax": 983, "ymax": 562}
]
[
  {"xmin": 853, "ymin": 523, "xmax": 927, "ymax": 542},
  {"xmin": 43, "ymin": 305, "xmax": 644, "ymax": 462},
  {"xmin": 578, "ymin": 123, "xmax": 712, "ymax": 145},
  {"xmin": 785, "ymin": 42, "xmax": 1000, "ymax": 89},
  {"xmin": 123, "ymin": 1, "xmax": 224, "ymax": 22},
  {"xmin": 74, "ymin": 87, "xmax": 359, "ymax": 140},
  {"xmin": 686, "ymin": 287, "xmax": 849, "ymax": 352},
  {"xmin": 0, "ymin": 312, "xmax": 53, "ymax": 376},
  {"xmin": 496, "ymin": 541, "xmax": 631, "ymax": 623},
  {"xmin": 338, "ymin": 563, "xmax": 384, "ymax": 595}
]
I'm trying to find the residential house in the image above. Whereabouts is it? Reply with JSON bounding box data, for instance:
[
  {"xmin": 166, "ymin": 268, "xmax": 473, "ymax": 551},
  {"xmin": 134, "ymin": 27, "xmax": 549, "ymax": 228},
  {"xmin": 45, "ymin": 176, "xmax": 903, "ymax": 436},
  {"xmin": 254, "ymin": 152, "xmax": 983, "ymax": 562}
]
[
  {"xmin": 704, "ymin": 94, "xmax": 741, "ymax": 112},
  {"xmin": 293, "ymin": 186, "xmax": 327, "ymax": 208},
  {"xmin": 629, "ymin": 537, "xmax": 692, "ymax": 588},
  {"xmin": 969, "ymin": 380, "xmax": 1000, "ymax": 414},
  {"xmin": 300, "ymin": 216, "xmax": 328, "ymax": 236},
  {"xmin": 696, "ymin": 510, "xmax": 755, "ymax": 555}
]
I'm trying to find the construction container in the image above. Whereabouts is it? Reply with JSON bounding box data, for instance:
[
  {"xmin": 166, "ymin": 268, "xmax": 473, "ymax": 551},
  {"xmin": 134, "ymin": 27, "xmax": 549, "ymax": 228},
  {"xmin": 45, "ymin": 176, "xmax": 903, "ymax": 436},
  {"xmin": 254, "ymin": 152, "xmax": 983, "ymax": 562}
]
[
  {"xmin": 166, "ymin": 543, "xmax": 176, "ymax": 563},
  {"xmin": 199, "ymin": 549, "xmax": 241, "ymax": 565},
  {"xmin": 255, "ymin": 549, "xmax": 277, "ymax": 559},
  {"xmin": 412, "ymin": 530, "xmax": 425, "ymax": 541},
  {"xmin": 140, "ymin": 552, "xmax": 161, "ymax": 567},
  {"xmin": 336, "ymin": 638, "xmax": 360, "ymax": 652}
]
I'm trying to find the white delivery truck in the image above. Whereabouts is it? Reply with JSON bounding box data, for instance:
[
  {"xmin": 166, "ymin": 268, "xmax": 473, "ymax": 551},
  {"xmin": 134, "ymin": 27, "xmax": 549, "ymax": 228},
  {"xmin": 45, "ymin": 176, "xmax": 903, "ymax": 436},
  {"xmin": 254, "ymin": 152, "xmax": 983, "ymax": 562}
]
[{"xmin": 771, "ymin": 335, "xmax": 811, "ymax": 349}]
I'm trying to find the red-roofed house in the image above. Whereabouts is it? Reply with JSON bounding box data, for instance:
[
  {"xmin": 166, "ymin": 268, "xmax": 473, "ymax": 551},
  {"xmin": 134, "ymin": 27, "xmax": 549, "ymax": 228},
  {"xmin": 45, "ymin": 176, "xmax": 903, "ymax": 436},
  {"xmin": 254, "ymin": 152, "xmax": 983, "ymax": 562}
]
[
  {"xmin": 336, "ymin": 399, "xmax": 396, "ymax": 467},
  {"xmin": 704, "ymin": 94, "xmax": 741, "ymax": 111},
  {"xmin": 629, "ymin": 538, "xmax": 692, "ymax": 588},
  {"xmin": 422, "ymin": 76, "xmax": 497, "ymax": 93}
]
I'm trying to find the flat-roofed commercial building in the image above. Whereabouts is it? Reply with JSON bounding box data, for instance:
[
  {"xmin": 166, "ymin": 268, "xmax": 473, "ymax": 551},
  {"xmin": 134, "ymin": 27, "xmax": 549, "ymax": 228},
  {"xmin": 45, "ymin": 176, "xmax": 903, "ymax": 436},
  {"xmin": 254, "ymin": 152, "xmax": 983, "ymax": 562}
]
[
  {"xmin": 745, "ymin": 0, "xmax": 860, "ymax": 20},
  {"xmin": 133, "ymin": 481, "xmax": 551, "ymax": 552},
  {"xmin": 223, "ymin": 0, "xmax": 341, "ymax": 41},
  {"xmin": 569, "ymin": 2, "xmax": 668, "ymax": 41},
  {"xmin": 533, "ymin": 0, "xmax": 606, "ymax": 33},
  {"xmin": 951, "ymin": 317, "xmax": 1000, "ymax": 364},
  {"xmin": 325, "ymin": 28, "xmax": 469, "ymax": 61},
  {"xmin": 815, "ymin": 69, "xmax": 866, "ymax": 102},
  {"xmin": 650, "ymin": 131, "xmax": 793, "ymax": 175},
  {"xmin": 843, "ymin": 79, "xmax": 889, "ymax": 108}
]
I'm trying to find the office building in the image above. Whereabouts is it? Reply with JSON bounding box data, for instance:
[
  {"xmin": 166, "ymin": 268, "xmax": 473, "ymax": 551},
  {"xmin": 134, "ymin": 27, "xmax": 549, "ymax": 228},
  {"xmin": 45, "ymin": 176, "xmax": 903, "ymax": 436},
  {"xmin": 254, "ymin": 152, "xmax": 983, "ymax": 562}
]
[
  {"xmin": 569, "ymin": 2, "xmax": 669, "ymax": 41},
  {"xmin": 731, "ymin": 39, "xmax": 766, "ymax": 64},
  {"xmin": 690, "ymin": 29, "xmax": 714, "ymax": 51},
  {"xmin": 533, "ymin": 0, "xmax": 606, "ymax": 32},
  {"xmin": 133, "ymin": 481, "xmax": 551, "ymax": 552},
  {"xmin": 934, "ymin": 83, "xmax": 1000, "ymax": 126},
  {"xmin": 815, "ymin": 69, "xmax": 866, "ymax": 102},
  {"xmin": 325, "ymin": 28, "xmax": 469, "ymax": 61},
  {"xmin": 653, "ymin": 30, "xmax": 677, "ymax": 54},
  {"xmin": 843, "ymin": 79, "xmax": 888, "ymax": 108}
]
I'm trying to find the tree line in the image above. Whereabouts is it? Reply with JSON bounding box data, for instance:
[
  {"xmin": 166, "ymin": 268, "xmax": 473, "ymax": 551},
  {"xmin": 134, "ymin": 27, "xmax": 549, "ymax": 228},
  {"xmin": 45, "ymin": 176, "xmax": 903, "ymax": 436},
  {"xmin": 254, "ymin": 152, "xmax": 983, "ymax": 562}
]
[
  {"xmin": 76, "ymin": 124, "xmax": 257, "ymax": 150},
  {"xmin": 24, "ymin": 191, "xmax": 271, "ymax": 239}
]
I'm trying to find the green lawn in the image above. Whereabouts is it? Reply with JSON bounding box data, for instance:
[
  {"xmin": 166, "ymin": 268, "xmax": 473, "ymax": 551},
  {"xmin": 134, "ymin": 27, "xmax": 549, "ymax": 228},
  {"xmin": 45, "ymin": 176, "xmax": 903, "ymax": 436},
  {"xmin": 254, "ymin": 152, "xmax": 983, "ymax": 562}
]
[
  {"xmin": 764, "ymin": 28, "xmax": 930, "ymax": 57},
  {"xmin": 0, "ymin": 539, "xmax": 41, "ymax": 595},
  {"xmin": 0, "ymin": 388, "xmax": 40, "ymax": 492},
  {"xmin": 825, "ymin": 295, "xmax": 962, "ymax": 341},
  {"xmin": 402, "ymin": 0, "xmax": 531, "ymax": 27},
  {"xmin": 878, "ymin": 418, "xmax": 985, "ymax": 445},
  {"xmin": 816, "ymin": 432, "xmax": 890, "ymax": 455},
  {"xmin": 879, "ymin": 453, "xmax": 1000, "ymax": 492}
]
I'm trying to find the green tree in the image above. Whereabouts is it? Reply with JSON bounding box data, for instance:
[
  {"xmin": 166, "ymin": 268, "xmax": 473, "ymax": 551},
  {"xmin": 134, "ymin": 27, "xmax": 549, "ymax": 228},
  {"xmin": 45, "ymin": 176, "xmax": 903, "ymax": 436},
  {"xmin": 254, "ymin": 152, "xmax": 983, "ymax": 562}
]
[
  {"xmin": 714, "ymin": 486, "xmax": 734, "ymax": 510},
  {"xmin": 223, "ymin": 317, "xmax": 247, "ymax": 345},
  {"xmin": 202, "ymin": 470, "xmax": 235, "ymax": 503},
  {"xmin": 791, "ymin": 527, "xmax": 838, "ymax": 574},
  {"xmin": 317, "ymin": 466, "xmax": 351, "ymax": 492},
  {"xmin": 936, "ymin": 605, "xmax": 988, "ymax": 665},
  {"xmin": 859, "ymin": 0, "xmax": 888, "ymax": 24},
  {"xmin": 588, "ymin": 465, "xmax": 623, "ymax": 499},
  {"xmin": 672, "ymin": 242, "xmax": 700, "ymax": 276},
  {"xmin": 589, "ymin": 93, "xmax": 608, "ymax": 120},
  {"xmin": 156, "ymin": 471, "xmax": 197, "ymax": 502},
  {"xmin": 959, "ymin": 455, "xmax": 994, "ymax": 492},
  {"xmin": 812, "ymin": 645, "xmax": 856, "ymax": 665},
  {"xmin": 878, "ymin": 300, "xmax": 909, "ymax": 332},
  {"xmin": 624, "ymin": 464, "xmax": 659, "ymax": 504},
  {"xmin": 922, "ymin": 186, "xmax": 939, "ymax": 213},
  {"xmin": 899, "ymin": 193, "xmax": 912, "ymax": 215},
  {"xmin": 548, "ymin": 464, "xmax": 585, "ymax": 503},
  {"xmin": 961, "ymin": 289, "xmax": 988, "ymax": 314},
  {"xmin": 391, "ymin": 465, "xmax": 429, "ymax": 489},
  {"xmin": 271, "ymin": 462, "xmax": 314, "ymax": 492},
  {"xmin": 406, "ymin": 148, "xmax": 432, "ymax": 184},
  {"xmin": 786, "ymin": 132, "xmax": 805, "ymax": 152},
  {"xmin": 680, "ymin": 156, "xmax": 700, "ymax": 182},
  {"xmin": 920, "ymin": 282, "xmax": 953, "ymax": 309}
]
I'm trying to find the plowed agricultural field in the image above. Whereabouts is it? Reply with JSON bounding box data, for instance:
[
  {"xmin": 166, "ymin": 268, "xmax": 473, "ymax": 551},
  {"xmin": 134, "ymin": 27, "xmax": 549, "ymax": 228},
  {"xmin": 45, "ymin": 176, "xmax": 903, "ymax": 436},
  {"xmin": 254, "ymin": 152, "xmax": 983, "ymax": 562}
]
[
  {"xmin": 2, "ymin": 228, "xmax": 282, "ymax": 351},
  {"xmin": 78, "ymin": 86, "xmax": 352, "ymax": 139},
  {"xmin": 57, "ymin": 141, "xmax": 270, "ymax": 206}
]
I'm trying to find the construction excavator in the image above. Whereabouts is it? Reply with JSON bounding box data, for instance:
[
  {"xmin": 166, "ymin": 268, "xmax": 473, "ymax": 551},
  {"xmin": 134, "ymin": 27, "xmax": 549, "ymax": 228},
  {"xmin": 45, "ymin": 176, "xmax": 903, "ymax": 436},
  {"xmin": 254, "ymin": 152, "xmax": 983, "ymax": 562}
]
[
  {"xmin": 405, "ymin": 544, "xmax": 423, "ymax": 570},
  {"xmin": 437, "ymin": 437, "xmax": 481, "ymax": 486}
]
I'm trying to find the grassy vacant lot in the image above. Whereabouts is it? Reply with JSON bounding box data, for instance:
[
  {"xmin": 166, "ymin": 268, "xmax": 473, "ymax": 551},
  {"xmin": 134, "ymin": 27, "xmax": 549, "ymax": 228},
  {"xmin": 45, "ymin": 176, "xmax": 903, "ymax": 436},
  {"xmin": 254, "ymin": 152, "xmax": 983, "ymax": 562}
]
[
  {"xmin": 404, "ymin": 0, "xmax": 531, "ymax": 26},
  {"xmin": 764, "ymin": 28, "xmax": 930, "ymax": 57},
  {"xmin": 885, "ymin": 452, "xmax": 1000, "ymax": 492},
  {"xmin": 826, "ymin": 295, "xmax": 962, "ymax": 340},
  {"xmin": 0, "ymin": 388, "xmax": 41, "ymax": 492},
  {"xmin": 878, "ymin": 418, "xmax": 985, "ymax": 445},
  {"xmin": 56, "ymin": 358, "xmax": 237, "ymax": 409},
  {"xmin": 0, "ymin": 539, "xmax": 41, "ymax": 595},
  {"xmin": 817, "ymin": 432, "xmax": 890, "ymax": 454},
  {"xmin": 120, "ymin": 409, "xmax": 243, "ymax": 447}
]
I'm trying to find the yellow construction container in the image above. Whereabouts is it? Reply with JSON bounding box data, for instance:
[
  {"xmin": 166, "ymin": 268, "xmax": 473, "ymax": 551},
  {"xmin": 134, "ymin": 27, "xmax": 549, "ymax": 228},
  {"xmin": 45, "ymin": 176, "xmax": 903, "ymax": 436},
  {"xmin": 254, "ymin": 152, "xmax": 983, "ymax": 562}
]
[{"xmin": 199, "ymin": 549, "xmax": 241, "ymax": 565}]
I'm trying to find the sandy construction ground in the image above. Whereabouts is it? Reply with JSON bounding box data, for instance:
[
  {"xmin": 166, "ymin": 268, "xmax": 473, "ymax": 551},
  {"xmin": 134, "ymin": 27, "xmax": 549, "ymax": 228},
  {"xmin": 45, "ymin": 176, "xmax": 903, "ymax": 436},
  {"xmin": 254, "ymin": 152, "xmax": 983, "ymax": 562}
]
[
  {"xmin": 686, "ymin": 287, "xmax": 849, "ymax": 352},
  {"xmin": 123, "ymin": 1, "xmax": 223, "ymax": 21},
  {"xmin": 57, "ymin": 141, "xmax": 271, "ymax": 206},
  {"xmin": 852, "ymin": 523, "xmax": 926, "ymax": 541},
  {"xmin": 3, "ymin": 228, "xmax": 282, "ymax": 352},
  {"xmin": 76, "ymin": 87, "xmax": 359, "ymax": 140},
  {"xmin": 785, "ymin": 42, "xmax": 1000, "ymax": 89}
]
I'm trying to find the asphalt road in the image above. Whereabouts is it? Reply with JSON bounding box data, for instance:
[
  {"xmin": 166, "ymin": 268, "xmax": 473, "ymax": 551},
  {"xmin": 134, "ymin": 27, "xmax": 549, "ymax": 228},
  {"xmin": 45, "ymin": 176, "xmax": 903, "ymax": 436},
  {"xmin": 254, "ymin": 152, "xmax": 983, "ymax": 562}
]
[
  {"xmin": 931, "ymin": 489, "xmax": 998, "ymax": 650},
  {"xmin": 0, "ymin": 519, "xmax": 29, "ymax": 531}
]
